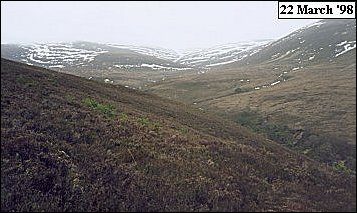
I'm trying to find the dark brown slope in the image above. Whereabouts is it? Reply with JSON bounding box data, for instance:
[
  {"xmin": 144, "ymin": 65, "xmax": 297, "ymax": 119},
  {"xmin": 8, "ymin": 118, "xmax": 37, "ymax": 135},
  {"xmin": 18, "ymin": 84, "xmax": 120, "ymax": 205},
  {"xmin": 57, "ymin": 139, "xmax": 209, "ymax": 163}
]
[{"xmin": 1, "ymin": 58, "xmax": 355, "ymax": 212}]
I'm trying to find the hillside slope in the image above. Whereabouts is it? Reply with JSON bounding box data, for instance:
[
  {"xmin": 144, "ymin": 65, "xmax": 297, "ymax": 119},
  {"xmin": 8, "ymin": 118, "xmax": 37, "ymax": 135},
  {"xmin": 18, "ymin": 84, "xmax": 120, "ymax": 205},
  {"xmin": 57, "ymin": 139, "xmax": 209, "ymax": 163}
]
[
  {"xmin": 175, "ymin": 40, "xmax": 272, "ymax": 68},
  {"xmin": 149, "ymin": 19, "xmax": 356, "ymax": 171},
  {"xmin": 225, "ymin": 19, "xmax": 356, "ymax": 68},
  {"xmin": 1, "ymin": 59, "xmax": 356, "ymax": 211}
]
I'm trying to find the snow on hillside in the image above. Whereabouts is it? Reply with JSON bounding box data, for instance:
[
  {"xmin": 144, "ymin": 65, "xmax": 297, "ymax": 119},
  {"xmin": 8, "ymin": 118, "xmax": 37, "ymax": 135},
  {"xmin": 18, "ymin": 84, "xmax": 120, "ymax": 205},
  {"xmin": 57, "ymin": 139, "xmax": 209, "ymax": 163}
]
[
  {"xmin": 249, "ymin": 20, "xmax": 356, "ymax": 66},
  {"xmin": 175, "ymin": 40, "xmax": 272, "ymax": 67},
  {"xmin": 335, "ymin": 40, "xmax": 356, "ymax": 57},
  {"xmin": 9, "ymin": 41, "xmax": 273, "ymax": 70},
  {"xmin": 107, "ymin": 44, "xmax": 180, "ymax": 61},
  {"xmin": 107, "ymin": 41, "xmax": 272, "ymax": 68},
  {"xmin": 18, "ymin": 43, "xmax": 108, "ymax": 68},
  {"xmin": 3, "ymin": 20, "xmax": 354, "ymax": 74},
  {"xmin": 113, "ymin": 63, "xmax": 192, "ymax": 71}
]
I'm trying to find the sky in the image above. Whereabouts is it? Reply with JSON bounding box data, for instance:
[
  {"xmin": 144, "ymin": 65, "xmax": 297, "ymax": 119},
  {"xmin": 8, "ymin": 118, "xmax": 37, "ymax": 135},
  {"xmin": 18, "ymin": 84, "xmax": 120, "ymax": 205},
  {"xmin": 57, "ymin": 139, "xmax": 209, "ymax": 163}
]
[{"xmin": 1, "ymin": 1, "xmax": 318, "ymax": 50}]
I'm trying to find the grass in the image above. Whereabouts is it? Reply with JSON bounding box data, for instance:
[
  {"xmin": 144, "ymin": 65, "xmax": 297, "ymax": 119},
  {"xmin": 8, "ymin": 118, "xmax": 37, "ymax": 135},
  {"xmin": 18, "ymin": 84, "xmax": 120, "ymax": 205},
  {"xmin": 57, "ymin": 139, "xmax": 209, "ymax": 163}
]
[
  {"xmin": 119, "ymin": 112, "xmax": 128, "ymax": 122},
  {"xmin": 82, "ymin": 98, "xmax": 116, "ymax": 118},
  {"xmin": 333, "ymin": 160, "xmax": 353, "ymax": 174},
  {"xmin": 137, "ymin": 117, "xmax": 150, "ymax": 126},
  {"xmin": 136, "ymin": 117, "xmax": 162, "ymax": 131},
  {"xmin": 234, "ymin": 108, "xmax": 356, "ymax": 172},
  {"xmin": 234, "ymin": 108, "xmax": 295, "ymax": 146},
  {"xmin": 234, "ymin": 86, "xmax": 251, "ymax": 94},
  {"xmin": 16, "ymin": 75, "xmax": 37, "ymax": 88}
]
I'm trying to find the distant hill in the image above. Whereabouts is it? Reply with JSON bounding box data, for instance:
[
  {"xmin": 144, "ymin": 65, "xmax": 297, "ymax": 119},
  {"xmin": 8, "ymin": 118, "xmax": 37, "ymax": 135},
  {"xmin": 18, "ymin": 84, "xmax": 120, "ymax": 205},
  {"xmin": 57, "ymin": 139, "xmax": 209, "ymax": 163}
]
[
  {"xmin": 1, "ymin": 40, "xmax": 274, "ymax": 72},
  {"xmin": 175, "ymin": 40, "xmax": 272, "ymax": 68},
  {"xmin": 1, "ymin": 41, "xmax": 190, "ymax": 71},
  {"xmin": 224, "ymin": 19, "xmax": 356, "ymax": 68},
  {"xmin": 1, "ymin": 58, "xmax": 355, "ymax": 211},
  {"xmin": 0, "ymin": 40, "xmax": 273, "ymax": 89},
  {"xmin": 1, "ymin": 41, "xmax": 195, "ymax": 88},
  {"xmin": 2, "ymin": 20, "xmax": 355, "ymax": 74}
]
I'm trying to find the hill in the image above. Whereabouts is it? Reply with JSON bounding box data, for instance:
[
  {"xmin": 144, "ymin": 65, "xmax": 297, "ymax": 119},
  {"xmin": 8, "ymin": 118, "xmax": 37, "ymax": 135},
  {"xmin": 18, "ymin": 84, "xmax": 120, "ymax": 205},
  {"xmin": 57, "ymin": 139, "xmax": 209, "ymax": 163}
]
[
  {"xmin": 224, "ymin": 19, "xmax": 356, "ymax": 67},
  {"xmin": 1, "ymin": 58, "xmax": 355, "ymax": 211},
  {"xmin": 1, "ymin": 41, "xmax": 193, "ymax": 88}
]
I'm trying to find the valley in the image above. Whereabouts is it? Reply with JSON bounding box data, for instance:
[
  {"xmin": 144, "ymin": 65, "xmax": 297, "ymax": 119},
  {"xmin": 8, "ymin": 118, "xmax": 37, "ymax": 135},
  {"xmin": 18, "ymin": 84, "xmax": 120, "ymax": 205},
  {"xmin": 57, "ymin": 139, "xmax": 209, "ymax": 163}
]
[
  {"xmin": 1, "ymin": 58, "xmax": 356, "ymax": 211},
  {"xmin": 1, "ymin": 18, "xmax": 356, "ymax": 211},
  {"xmin": 149, "ymin": 19, "xmax": 356, "ymax": 170}
]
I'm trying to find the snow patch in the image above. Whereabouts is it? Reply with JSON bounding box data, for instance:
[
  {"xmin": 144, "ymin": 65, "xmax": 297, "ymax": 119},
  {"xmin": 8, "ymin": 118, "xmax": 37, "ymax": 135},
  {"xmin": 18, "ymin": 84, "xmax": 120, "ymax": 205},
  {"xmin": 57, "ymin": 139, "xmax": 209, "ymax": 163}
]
[
  {"xmin": 205, "ymin": 59, "xmax": 236, "ymax": 67},
  {"xmin": 336, "ymin": 41, "xmax": 348, "ymax": 47},
  {"xmin": 104, "ymin": 79, "xmax": 114, "ymax": 83},
  {"xmin": 49, "ymin": 65, "xmax": 65, "ymax": 68},
  {"xmin": 270, "ymin": 81, "xmax": 281, "ymax": 86},
  {"xmin": 335, "ymin": 41, "xmax": 356, "ymax": 57}
]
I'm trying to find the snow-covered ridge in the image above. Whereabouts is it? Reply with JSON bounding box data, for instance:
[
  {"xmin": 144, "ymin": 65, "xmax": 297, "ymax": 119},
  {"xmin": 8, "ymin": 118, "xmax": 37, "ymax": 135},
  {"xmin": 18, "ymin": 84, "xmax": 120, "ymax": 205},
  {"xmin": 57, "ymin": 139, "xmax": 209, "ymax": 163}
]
[
  {"xmin": 107, "ymin": 44, "xmax": 180, "ymax": 61},
  {"xmin": 107, "ymin": 40, "xmax": 272, "ymax": 68},
  {"xmin": 175, "ymin": 40, "xmax": 272, "ymax": 67},
  {"xmin": 300, "ymin": 20, "xmax": 325, "ymax": 30},
  {"xmin": 3, "ymin": 19, "xmax": 355, "ymax": 74},
  {"xmin": 18, "ymin": 43, "xmax": 108, "ymax": 68},
  {"xmin": 3, "ymin": 41, "xmax": 274, "ymax": 71}
]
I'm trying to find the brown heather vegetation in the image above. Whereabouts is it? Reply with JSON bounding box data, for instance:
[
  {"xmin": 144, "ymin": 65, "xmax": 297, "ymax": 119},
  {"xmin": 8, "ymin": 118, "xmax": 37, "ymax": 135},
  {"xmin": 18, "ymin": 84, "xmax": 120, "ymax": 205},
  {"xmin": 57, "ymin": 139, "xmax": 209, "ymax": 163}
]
[{"xmin": 1, "ymin": 58, "xmax": 356, "ymax": 211}]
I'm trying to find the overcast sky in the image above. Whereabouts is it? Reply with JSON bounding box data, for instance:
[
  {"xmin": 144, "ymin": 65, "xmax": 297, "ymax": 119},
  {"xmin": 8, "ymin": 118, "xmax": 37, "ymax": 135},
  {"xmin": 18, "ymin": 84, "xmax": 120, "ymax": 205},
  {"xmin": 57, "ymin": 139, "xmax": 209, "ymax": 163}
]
[{"xmin": 1, "ymin": 1, "xmax": 317, "ymax": 50}]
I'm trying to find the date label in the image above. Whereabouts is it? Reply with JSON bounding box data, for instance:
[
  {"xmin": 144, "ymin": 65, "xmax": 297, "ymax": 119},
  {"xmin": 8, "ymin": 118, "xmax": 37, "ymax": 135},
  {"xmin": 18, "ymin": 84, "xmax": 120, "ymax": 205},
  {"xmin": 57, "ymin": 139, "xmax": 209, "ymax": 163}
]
[{"xmin": 278, "ymin": 2, "xmax": 356, "ymax": 19}]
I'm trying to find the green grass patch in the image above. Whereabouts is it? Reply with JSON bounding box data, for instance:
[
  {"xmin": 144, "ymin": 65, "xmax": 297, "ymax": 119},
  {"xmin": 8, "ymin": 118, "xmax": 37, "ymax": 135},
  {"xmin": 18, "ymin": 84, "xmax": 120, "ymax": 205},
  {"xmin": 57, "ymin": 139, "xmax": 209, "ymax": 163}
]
[
  {"xmin": 137, "ymin": 117, "xmax": 150, "ymax": 126},
  {"xmin": 82, "ymin": 98, "xmax": 116, "ymax": 118},
  {"xmin": 16, "ymin": 76, "xmax": 36, "ymax": 88},
  {"xmin": 332, "ymin": 160, "xmax": 353, "ymax": 174},
  {"xmin": 136, "ymin": 117, "xmax": 162, "ymax": 131},
  {"xmin": 234, "ymin": 108, "xmax": 356, "ymax": 172},
  {"xmin": 234, "ymin": 109, "xmax": 294, "ymax": 146},
  {"xmin": 234, "ymin": 86, "xmax": 251, "ymax": 94},
  {"xmin": 119, "ymin": 112, "xmax": 128, "ymax": 122}
]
